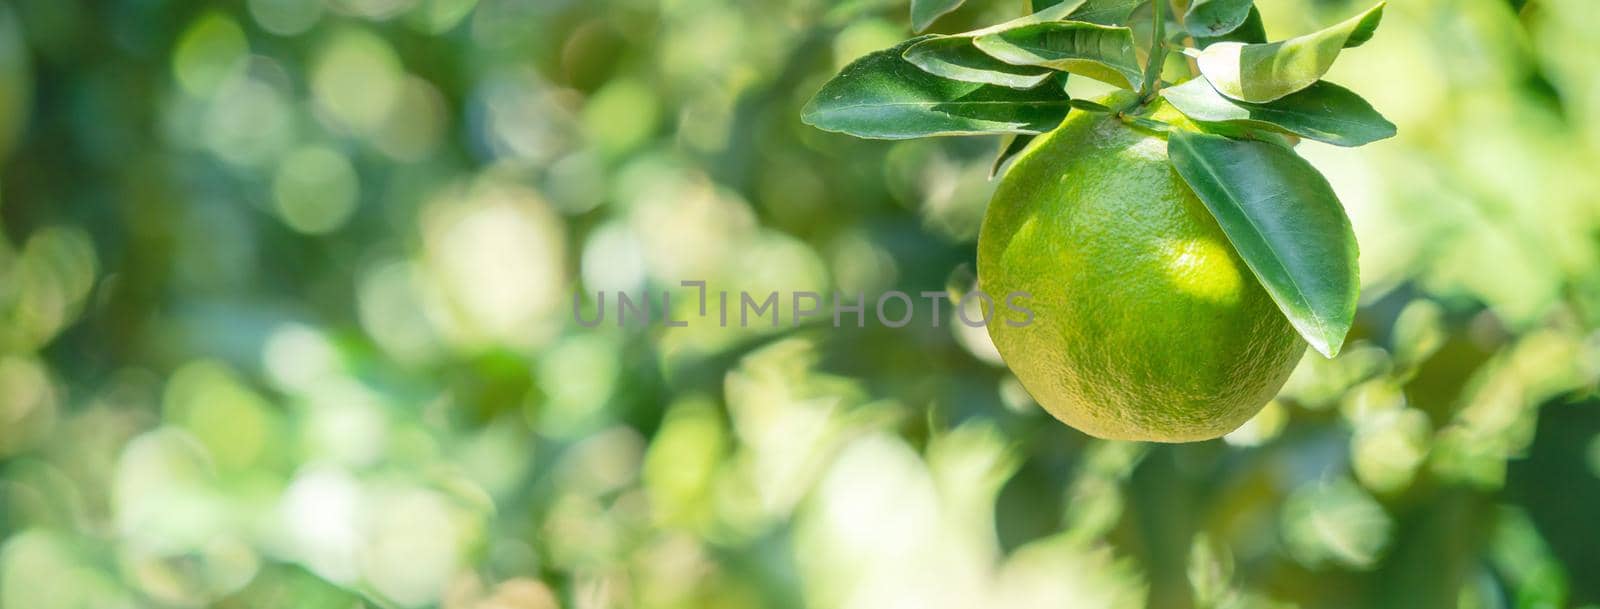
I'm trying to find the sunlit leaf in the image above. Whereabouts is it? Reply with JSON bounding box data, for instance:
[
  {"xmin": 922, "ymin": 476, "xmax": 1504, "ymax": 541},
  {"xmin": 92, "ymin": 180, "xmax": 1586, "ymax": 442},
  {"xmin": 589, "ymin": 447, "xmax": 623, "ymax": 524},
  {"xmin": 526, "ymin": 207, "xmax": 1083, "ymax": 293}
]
[
  {"xmin": 1351, "ymin": 407, "xmax": 1431, "ymax": 493},
  {"xmin": 1281, "ymin": 479, "xmax": 1392, "ymax": 569},
  {"xmin": 1188, "ymin": 534, "xmax": 1233, "ymax": 608},
  {"xmin": 903, "ymin": 1, "xmax": 1088, "ymax": 88},
  {"xmin": 1167, "ymin": 131, "xmax": 1359, "ymax": 356},
  {"xmin": 1197, "ymin": 3, "xmax": 1385, "ymax": 102},
  {"xmin": 973, "ymin": 22, "xmax": 1143, "ymax": 89},
  {"xmin": 1391, "ymin": 299, "xmax": 1445, "ymax": 367},
  {"xmin": 904, "ymin": 36, "xmax": 1055, "ymax": 89},
  {"xmin": 1162, "ymin": 77, "xmax": 1395, "ymax": 146},
  {"xmin": 963, "ymin": 0, "xmax": 1088, "ymax": 37},
  {"xmin": 803, "ymin": 38, "xmax": 1072, "ymax": 139}
]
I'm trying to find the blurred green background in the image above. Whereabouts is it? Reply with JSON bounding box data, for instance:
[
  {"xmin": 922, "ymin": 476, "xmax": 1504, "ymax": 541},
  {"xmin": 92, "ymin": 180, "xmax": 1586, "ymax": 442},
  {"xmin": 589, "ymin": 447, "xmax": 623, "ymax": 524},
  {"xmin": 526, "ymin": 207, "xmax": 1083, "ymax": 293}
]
[{"xmin": 0, "ymin": 0, "xmax": 1598, "ymax": 607}]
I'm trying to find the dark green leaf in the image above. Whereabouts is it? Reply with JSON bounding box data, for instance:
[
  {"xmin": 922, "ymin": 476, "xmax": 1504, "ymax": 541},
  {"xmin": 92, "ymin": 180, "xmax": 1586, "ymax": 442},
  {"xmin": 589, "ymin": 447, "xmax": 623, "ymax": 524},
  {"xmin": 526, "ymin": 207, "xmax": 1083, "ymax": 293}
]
[
  {"xmin": 1125, "ymin": 115, "xmax": 1171, "ymax": 132},
  {"xmin": 1068, "ymin": 99, "xmax": 1113, "ymax": 112},
  {"xmin": 1184, "ymin": 0, "xmax": 1255, "ymax": 38},
  {"xmin": 1048, "ymin": 71, "xmax": 1073, "ymax": 94},
  {"xmin": 1167, "ymin": 130, "xmax": 1359, "ymax": 356},
  {"xmin": 1197, "ymin": 2, "xmax": 1385, "ymax": 102},
  {"xmin": 1162, "ymin": 78, "xmax": 1396, "ymax": 146},
  {"xmin": 802, "ymin": 38, "xmax": 1072, "ymax": 139},
  {"xmin": 973, "ymin": 22, "xmax": 1143, "ymax": 89},
  {"xmin": 990, "ymin": 133, "xmax": 1036, "ymax": 178},
  {"xmin": 1195, "ymin": 6, "xmax": 1265, "ymax": 47},
  {"xmin": 911, "ymin": 0, "xmax": 966, "ymax": 32},
  {"xmin": 904, "ymin": 36, "xmax": 1055, "ymax": 89}
]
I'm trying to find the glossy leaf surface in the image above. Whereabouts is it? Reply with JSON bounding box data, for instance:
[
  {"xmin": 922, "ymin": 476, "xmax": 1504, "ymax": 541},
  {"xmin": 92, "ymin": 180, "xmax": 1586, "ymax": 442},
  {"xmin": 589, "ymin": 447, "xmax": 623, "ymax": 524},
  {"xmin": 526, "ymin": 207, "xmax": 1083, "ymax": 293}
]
[
  {"xmin": 1162, "ymin": 77, "xmax": 1395, "ymax": 146},
  {"xmin": 973, "ymin": 22, "xmax": 1143, "ymax": 89},
  {"xmin": 1197, "ymin": 3, "xmax": 1385, "ymax": 102},
  {"xmin": 803, "ymin": 38, "xmax": 1072, "ymax": 139},
  {"xmin": 1167, "ymin": 130, "xmax": 1359, "ymax": 356},
  {"xmin": 904, "ymin": 37, "xmax": 1055, "ymax": 89}
]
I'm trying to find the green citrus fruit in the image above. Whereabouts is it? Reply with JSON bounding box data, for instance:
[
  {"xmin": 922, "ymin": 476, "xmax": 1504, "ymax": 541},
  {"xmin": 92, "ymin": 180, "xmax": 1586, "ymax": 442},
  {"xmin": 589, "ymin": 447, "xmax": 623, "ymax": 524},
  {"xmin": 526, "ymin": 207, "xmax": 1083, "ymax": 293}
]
[{"xmin": 978, "ymin": 93, "xmax": 1305, "ymax": 442}]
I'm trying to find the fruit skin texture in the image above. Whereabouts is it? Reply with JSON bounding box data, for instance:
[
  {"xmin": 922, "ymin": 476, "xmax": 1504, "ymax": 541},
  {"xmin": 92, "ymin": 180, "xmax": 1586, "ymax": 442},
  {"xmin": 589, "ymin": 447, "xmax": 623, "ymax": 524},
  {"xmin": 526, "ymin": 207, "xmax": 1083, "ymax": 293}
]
[{"xmin": 978, "ymin": 96, "xmax": 1306, "ymax": 442}]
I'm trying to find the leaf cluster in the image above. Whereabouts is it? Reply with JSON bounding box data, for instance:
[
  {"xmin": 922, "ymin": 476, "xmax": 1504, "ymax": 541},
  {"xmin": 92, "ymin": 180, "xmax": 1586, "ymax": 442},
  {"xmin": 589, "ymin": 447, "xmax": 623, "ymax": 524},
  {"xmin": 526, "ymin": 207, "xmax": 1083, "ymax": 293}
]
[{"xmin": 802, "ymin": 0, "xmax": 1396, "ymax": 357}]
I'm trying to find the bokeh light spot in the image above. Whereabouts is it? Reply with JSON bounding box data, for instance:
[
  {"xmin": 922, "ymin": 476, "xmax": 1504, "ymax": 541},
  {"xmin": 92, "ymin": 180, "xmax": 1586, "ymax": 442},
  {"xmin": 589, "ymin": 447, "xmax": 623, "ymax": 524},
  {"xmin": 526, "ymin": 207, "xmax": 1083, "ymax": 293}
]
[
  {"xmin": 173, "ymin": 12, "xmax": 248, "ymax": 97},
  {"xmin": 312, "ymin": 27, "xmax": 403, "ymax": 134},
  {"xmin": 248, "ymin": 0, "xmax": 324, "ymax": 36},
  {"xmin": 273, "ymin": 145, "xmax": 361, "ymax": 234}
]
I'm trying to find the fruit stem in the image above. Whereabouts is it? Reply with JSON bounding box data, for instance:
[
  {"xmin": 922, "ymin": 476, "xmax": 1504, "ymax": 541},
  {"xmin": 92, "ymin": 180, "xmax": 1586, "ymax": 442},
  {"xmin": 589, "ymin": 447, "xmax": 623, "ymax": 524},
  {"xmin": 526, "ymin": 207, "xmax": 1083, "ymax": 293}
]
[{"xmin": 1140, "ymin": 0, "xmax": 1167, "ymax": 100}]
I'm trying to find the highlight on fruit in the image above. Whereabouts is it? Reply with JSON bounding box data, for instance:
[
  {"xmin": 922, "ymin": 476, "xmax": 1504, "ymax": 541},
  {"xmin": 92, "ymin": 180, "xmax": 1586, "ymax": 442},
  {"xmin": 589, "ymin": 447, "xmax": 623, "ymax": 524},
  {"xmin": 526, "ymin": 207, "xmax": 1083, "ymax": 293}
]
[{"xmin": 802, "ymin": 0, "xmax": 1392, "ymax": 442}]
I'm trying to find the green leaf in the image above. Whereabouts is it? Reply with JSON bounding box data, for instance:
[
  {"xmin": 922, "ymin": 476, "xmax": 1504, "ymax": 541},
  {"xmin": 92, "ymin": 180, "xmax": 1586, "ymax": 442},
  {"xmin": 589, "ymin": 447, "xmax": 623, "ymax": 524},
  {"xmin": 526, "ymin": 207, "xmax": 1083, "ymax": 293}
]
[
  {"xmin": 1068, "ymin": 98, "xmax": 1113, "ymax": 112},
  {"xmin": 1065, "ymin": 0, "xmax": 1143, "ymax": 25},
  {"xmin": 1167, "ymin": 130, "xmax": 1359, "ymax": 356},
  {"xmin": 970, "ymin": 0, "xmax": 1088, "ymax": 37},
  {"xmin": 904, "ymin": 37, "xmax": 1055, "ymax": 89},
  {"xmin": 990, "ymin": 133, "xmax": 1035, "ymax": 178},
  {"xmin": 1197, "ymin": 2, "xmax": 1385, "ymax": 102},
  {"xmin": 904, "ymin": 0, "xmax": 1091, "ymax": 88},
  {"xmin": 802, "ymin": 38, "xmax": 1073, "ymax": 139},
  {"xmin": 911, "ymin": 0, "xmax": 966, "ymax": 32},
  {"xmin": 973, "ymin": 22, "xmax": 1144, "ymax": 89},
  {"xmin": 1162, "ymin": 78, "xmax": 1396, "ymax": 146},
  {"xmin": 1194, "ymin": 6, "xmax": 1265, "ymax": 47},
  {"xmin": 1183, "ymin": 0, "xmax": 1255, "ymax": 38},
  {"xmin": 1127, "ymin": 0, "xmax": 1183, "ymax": 46}
]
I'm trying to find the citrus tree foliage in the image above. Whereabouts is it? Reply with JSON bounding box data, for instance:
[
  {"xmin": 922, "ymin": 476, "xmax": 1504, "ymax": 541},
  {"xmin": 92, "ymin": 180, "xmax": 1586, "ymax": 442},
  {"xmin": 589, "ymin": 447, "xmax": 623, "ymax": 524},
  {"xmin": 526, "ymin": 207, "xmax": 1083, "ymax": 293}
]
[
  {"xmin": 805, "ymin": 0, "xmax": 1389, "ymax": 357},
  {"xmin": 1, "ymin": 0, "xmax": 1600, "ymax": 608}
]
